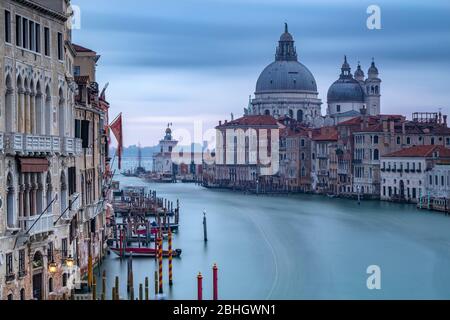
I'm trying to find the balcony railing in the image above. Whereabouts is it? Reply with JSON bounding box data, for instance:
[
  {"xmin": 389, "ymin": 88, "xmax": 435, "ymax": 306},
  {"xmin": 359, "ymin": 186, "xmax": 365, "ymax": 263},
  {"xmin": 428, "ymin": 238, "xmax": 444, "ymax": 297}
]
[
  {"xmin": 20, "ymin": 214, "xmax": 55, "ymax": 237},
  {"xmin": 63, "ymin": 137, "xmax": 82, "ymax": 155},
  {"xmin": 5, "ymin": 133, "xmax": 64, "ymax": 155}
]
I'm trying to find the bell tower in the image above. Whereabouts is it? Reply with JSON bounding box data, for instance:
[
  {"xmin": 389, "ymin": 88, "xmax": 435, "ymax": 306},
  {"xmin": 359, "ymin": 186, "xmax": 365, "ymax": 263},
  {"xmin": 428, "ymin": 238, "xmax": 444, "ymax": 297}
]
[{"xmin": 364, "ymin": 58, "xmax": 381, "ymax": 115}]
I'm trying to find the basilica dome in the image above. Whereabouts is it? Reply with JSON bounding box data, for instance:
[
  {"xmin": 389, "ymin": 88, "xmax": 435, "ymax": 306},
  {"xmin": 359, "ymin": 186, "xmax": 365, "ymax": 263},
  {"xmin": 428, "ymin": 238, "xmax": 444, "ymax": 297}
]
[
  {"xmin": 256, "ymin": 61, "xmax": 318, "ymax": 93},
  {"xmin": 255, "ymin": 23, "xmax": 317, "ymax": 94}
]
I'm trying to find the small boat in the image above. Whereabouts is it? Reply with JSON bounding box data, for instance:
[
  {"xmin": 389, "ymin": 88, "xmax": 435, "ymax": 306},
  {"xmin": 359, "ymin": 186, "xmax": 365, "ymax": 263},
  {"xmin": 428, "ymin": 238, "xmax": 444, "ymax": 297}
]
[
  {"xmin": 327, "ymin": 194, "xmax": 337, "ymax": 198},
  {"xmin": 110, "ymin": 247, "xmax": 182, "ymax": 258}
]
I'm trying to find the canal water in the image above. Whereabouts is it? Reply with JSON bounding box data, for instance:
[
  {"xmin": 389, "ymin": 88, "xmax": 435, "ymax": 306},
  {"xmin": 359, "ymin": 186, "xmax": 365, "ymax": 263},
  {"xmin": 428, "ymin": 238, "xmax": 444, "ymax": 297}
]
[{"xmin": 98, "ymin": 173, "xmax": 450, "ymax": 300}]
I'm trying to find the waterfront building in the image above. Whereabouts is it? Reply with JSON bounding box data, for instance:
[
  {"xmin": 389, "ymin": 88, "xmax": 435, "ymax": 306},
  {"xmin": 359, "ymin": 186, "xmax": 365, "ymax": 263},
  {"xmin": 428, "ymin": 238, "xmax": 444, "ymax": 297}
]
[
  {"xmin": 73, "ymin": 44, "xmax": 110, "ymax": 283},
  {"xmin": 284, "ymin": 126, "xmax": 312, "ymax": 192},
  {"xmin": 311, "ymin": 127, "xmax": 338, "ymax": 194},
  {"xmin": 351, "ymin": 112, "xmax": 450, "ymax": 198},
  {"xmin": 380, "ymin": 145, "xmax": 450, "ymax": 203},
  {"xmin": 245, "ymin": 24, "xmax": 322, "ymax": 126},
  {"xmin": 207, "ymin": 115, "xmax": 282, "ymax": 192},
  {"xmin": 0, "ymin": 0, "xmax": 82, "ymax": 300},
  {"xmin": 152, "ymin": 125, "xmax": 178, "ymax": 178},
  {"xmin": 425, "ymin": 161, "xmax": 450, "ymax": 212}
]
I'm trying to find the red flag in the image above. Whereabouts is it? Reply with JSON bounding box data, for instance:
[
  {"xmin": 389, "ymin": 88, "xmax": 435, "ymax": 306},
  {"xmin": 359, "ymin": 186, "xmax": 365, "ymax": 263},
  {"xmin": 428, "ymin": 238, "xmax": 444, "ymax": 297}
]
[{"xmin": 110, "ymin": 113, "xmax": 123, "ymax": 170}]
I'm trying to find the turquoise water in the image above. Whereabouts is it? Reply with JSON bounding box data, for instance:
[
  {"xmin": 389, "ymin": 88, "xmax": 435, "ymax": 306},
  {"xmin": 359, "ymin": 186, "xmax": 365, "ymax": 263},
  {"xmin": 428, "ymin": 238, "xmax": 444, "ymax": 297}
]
[{"xmin": 99, "ymin": 173, "xmax": 450, "ymax": 300}]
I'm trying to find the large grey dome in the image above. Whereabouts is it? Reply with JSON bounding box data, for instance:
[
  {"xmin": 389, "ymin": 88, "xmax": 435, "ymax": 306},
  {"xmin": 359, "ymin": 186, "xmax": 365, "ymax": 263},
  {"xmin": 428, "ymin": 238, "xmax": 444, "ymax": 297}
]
[
  {"xmin": 256, "ymin": 61, "xmax": 318, "ymax": 93},
  {"xmin": 327, "ymin": 78, "xmax": 365, "ymax": 103}
]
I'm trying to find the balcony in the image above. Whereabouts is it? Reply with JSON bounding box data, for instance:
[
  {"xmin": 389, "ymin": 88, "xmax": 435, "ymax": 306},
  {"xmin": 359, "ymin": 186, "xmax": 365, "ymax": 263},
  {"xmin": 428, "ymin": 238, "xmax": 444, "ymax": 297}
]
[
  {"xmin": 20, "ymin": 214, "xmax": 55, "ymax": 237},
  {"xmin": 63, "ymin": 137, "xmax": 83, "ymax": 156},
  {"xmin": 5, "ymin": 133, "xmax": 62, "ymax": 155},
  {"xmin": 352, "ymin": 159, "xmax": 362, "ymax": 164}
]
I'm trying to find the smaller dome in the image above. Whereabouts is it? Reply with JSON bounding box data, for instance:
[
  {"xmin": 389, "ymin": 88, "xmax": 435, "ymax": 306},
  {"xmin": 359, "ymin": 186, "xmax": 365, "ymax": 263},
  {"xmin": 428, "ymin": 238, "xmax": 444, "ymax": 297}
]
[
  {"xmin": 327, "ymin": 78, "xmax": 365, "ymax": 103},
  {"xmin": 165, "ymin": 127, "xmax": 172, "ymax": 134}
]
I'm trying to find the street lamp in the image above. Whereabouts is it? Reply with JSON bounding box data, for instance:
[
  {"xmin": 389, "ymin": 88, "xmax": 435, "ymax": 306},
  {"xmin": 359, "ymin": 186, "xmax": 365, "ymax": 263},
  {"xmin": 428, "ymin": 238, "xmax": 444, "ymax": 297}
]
[
  {"xmin": 48, "ymin": 260, "xmax": 58, "ymax": 274},
  {"xmin": 65, "ymin": 255, "xmax": 75, "ymax": 268}
]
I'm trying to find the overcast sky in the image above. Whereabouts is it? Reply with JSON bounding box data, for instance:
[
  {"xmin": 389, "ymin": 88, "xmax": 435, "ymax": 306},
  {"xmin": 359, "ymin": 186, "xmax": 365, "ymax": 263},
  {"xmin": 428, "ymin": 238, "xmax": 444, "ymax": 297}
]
[{"xmin": 72, "ymin": 0, "xmax": 450, "ymax": 147}]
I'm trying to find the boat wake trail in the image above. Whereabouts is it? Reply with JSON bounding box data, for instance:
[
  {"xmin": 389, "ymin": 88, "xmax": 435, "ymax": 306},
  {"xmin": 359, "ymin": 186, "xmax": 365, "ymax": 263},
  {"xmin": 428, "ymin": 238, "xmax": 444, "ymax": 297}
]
[{"xmin": 247, "ymin": 212, "xmax": 279, "ymax": 300}]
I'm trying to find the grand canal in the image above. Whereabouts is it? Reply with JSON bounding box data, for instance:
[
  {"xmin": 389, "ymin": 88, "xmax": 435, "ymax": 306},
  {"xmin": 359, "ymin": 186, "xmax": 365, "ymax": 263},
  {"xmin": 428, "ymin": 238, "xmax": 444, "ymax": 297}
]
[{"xmin": 99, "ymin": 173, "xmax": 450, "ymax": 300}]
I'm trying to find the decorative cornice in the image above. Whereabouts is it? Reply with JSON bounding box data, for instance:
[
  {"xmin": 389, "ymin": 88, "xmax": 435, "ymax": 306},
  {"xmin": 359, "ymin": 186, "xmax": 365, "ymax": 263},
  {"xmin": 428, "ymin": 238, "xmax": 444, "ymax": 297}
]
[{"xmin": 13, "ymin": 0, "xmax": 69, "ymax": 22}]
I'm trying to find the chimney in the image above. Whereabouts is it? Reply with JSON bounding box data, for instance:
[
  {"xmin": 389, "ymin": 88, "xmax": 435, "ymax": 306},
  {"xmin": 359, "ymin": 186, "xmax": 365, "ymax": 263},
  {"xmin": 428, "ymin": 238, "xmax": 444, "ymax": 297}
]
[
  {"xmin": 402, "ymin": 121, "xmax": 406, "ymax": 135},
  {"xmin": 219, "ymin": 121, "xmax": 222, "ymax": 126},
  {"xmin": 360, "ymin": 105, "xmax": 368, "ymax": 130},
  {"xmin": 225, "ymin": 120, "xmax": 228, "ymax": 124},
  {"xmin": 444, "ymin": 115, "xmax": 448, "ymax": 126}
]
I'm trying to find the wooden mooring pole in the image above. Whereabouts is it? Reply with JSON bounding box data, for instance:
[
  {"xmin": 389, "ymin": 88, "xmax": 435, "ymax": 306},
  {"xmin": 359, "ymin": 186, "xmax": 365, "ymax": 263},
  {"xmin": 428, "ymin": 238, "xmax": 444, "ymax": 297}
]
[
  {"xmin": 168, "ymin": 229, "xmax": 173, "ymax": 286},
  {"xmin": 197, "ymin": 272, "xmax": 203, "ymax": 300}
]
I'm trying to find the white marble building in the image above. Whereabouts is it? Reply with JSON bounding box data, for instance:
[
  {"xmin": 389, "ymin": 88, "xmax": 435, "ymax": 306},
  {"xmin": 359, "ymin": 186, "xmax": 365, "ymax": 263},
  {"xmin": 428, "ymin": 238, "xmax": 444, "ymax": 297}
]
[{"xmin": 380, "ymin": 145, "xmax": 450, "ymax": 203}]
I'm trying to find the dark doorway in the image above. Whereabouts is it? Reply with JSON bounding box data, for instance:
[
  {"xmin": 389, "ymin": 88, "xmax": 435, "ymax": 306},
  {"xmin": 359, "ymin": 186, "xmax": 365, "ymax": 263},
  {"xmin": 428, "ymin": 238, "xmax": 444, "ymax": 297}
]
[{"xmin": 33, "ymin": 273, "xmax": 43, "ymax": 300}]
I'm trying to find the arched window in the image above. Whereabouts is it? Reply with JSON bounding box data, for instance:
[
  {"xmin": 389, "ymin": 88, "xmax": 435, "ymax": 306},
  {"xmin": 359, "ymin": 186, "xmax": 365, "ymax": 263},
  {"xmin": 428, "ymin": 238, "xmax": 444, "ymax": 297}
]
[
  {"xmin": 20, "ymin": 289, "xmax": 25, "ymax": 300},
  {"xmin": 36, "ymin": 174, "xmax": 43, "ymax": 216},
  {"xmin": 288, "ymin": 109, "xmax": 293, "ymax": 118},
  {"xmin": 62, "ymin": 273, "xmax": 68, "ymax": 287},
  {"xmin": 373, "ymin": 149, "xmax": 379, "ymax": 161},
  {"xmin": 48, "ymin": 278, "xmax": 53, "ymax": 293},
  {"xmin": 375, "ymin": 86, "xmax": 379, "ymax": 94},
  {"xmin": 29, "ymin": 79, "xmax": 35, "ymax": 134},
  {"xmin": 45, "ymin": 85, "xmax": 52, "ymax": 135},
  {"xmin": 60, "ymin": 171, "xmax": 68, "ymax": 215},
  {"xmin": 5, "ymin": 74, "xmax": 15, "ymax": 132},
  {"xmin": 7, "ymin": 293, "xmax": 13, "ymax": 301},
  {"xmin": 35, "ymin": 82, "xmax": 43, "ymax": 134},
  {"xmin": 297, "ymin": 110, "xmax": 303, "ymax": 122},
  {"xmin": 264, "ymin": 109, "xmax": 270, "ymax": 116},
  {"xmin": 397, "ymin": 137, "xmax": 401, "ymax": 145},
  {"xmin": 6, "ymin": 173, "xmax": 15, "ymax": 228},
  {"xmin": 46, "ymin": 173, "xmax": 53, "ymax": 213},
  {"xmin": 24, "ymin": 78, "xmax": 30, "ymax": 133},
  {"xmin": 17, "ymin": 75, "xmax": 24, "ymax": 133},
  {"xmin": 58, "ymin": 88, "xmax": 65, "ymax": 137}
]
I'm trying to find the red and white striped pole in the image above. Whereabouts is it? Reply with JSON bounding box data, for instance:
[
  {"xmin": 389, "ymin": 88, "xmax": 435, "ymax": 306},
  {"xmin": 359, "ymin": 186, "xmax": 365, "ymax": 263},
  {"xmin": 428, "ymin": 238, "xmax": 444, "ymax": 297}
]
[
  {"xmin": 213, "ymin": 264, "xmax": 218, "ymax": 300},
  {"xmin": 197, "ymin": 272, "xmax": 203, "ymax": 300}
]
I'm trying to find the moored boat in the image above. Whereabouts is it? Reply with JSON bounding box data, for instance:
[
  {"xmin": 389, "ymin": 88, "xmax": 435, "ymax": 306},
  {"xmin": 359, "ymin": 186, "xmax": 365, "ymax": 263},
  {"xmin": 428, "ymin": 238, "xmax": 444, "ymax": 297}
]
[{"xmin": 110, "ymin": 247, "xmax": 182, "ymax": 258}]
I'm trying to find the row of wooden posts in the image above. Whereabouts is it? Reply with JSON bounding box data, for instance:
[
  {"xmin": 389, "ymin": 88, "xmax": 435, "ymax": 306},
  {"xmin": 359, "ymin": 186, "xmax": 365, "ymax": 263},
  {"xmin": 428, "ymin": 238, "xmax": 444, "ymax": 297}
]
[{"xmin": 87, "ymin": 263, "xmax": 219, "ymax": 300}]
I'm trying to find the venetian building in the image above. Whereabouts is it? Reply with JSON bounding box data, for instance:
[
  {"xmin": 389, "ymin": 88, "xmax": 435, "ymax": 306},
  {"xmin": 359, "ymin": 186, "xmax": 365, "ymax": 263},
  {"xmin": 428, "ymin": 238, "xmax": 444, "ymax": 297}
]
[
  {"xmin": 246, "ymin": 24, "xmax": 322, "ymax": 126},
  {"xmin": 0, "ymin": 0, "xmax": 82, "ymax": 300}
]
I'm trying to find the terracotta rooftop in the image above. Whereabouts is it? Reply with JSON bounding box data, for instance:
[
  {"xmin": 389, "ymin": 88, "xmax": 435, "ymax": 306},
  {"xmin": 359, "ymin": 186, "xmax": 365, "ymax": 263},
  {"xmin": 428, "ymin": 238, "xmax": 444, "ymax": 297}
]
[
  {"xmin": 339, "ymin": 114, "xmax": 404, "ymax": 127},
  {"xmin": 73, "ymin": 44, "xmax": 96, "ymax": 54},
  {"xmin": 313, "ymin": 127, "xmax": 338, "ymax": 141},
  {"xmin": 216, "ymin": 115, "xmax": 279, "ymax": 128},
  {"xmin": 383, "ymin": 145, "xmax": 450, "ymax": 158}
]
